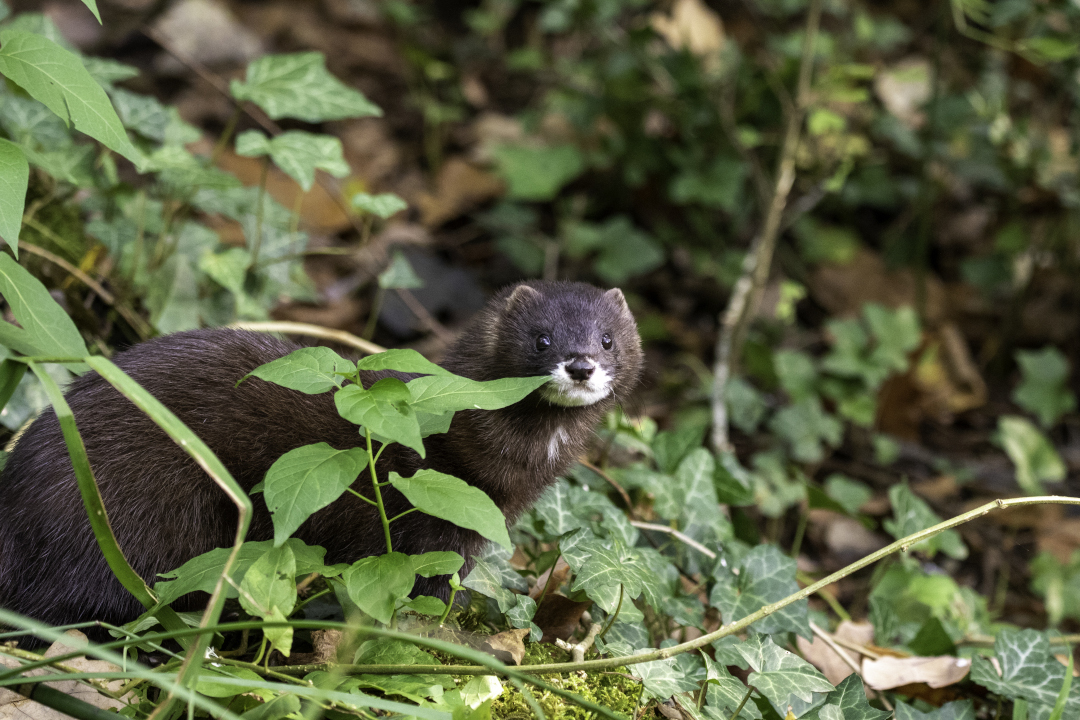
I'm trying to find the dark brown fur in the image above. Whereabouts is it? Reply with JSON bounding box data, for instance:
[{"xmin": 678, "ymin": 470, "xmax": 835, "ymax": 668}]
[{"xmin": 0, "ymin": 281, "xmax": 642, "ymax": 638}]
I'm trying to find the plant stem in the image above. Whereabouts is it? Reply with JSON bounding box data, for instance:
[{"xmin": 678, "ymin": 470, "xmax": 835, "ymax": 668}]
[
  {"xmin": 366, "ymin": 428, "xmax": 393, "ymax": 554},
  {"xmin": 598, "ymin": 585, "xmax": 624, "ymax": 641},
  {"xmin": 249, "ymin": 158, "xmax": 269, "ymax": 267},
  {"xmin": 728, "ymin": 686, "xmax": 754, "ymax": 720}
]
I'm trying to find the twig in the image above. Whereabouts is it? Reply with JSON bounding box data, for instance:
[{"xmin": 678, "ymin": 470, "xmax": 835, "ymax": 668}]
[
  {"xmin": 579, "ymin": 458, "xmax": 634, "ymax": 515},
  {"xmin": 710, "ymin": 0, "xmax": 823, "ymax": 454},
  {"xmin": 555, "ymin": 623, "xmax": 603, "ymax": 663},
  {"xmin": 630, "ymin": 521, "xmax": 716, "ymax": 560},
  {"xmin": 809, "ymin": 622, "xmax": 893, "ymax": 711},
  {"xmin": 228, "ymin": 321, "xmax": 386, "ymax": 355},
  {"xmin": 394, "ymin": 289, "xmax": 455, "ymax": 345}
]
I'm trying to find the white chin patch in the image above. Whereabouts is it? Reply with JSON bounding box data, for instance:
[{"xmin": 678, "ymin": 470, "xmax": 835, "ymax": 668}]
[{"xmin": 540, "ymin": 360, "xmax": 613, "ymax": 407}]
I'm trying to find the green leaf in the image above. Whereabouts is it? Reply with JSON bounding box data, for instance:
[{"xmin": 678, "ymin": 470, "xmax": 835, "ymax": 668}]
[
  {"xmin": 195, "ymin": 666, "xmax": 266, "ymax": 698},
  {"xmin": 1031, "ymin": 550, "xmax": 1080, "ymax": 626},
  {"xmin": 709, "ymin": 545, "xmax": 812, "ymax": 639},
  {"xmin": 998, "ymin": 415, "xmax": 1066, "ymax": 494},
  {"xmin": 567, "ymin": 534, "xmax": 664, "ymax": 612},
  {"xmin": 378, "ymin": 250, "xmax": 423, "ymax": 289},
  {"xmin": 532, "ymin": 480, "xmax": 589, "ymax": 537},
  {"xmin": 335, "ymin": 379, "xmax": 425, "ymax": 457},
  {"xmin": 769, "ymin": 396, "xmax": 843, "ymax": 463},
  {"xmin": 262, "ymin": 443, "xmax": 369, "ymax": 545},
  {"xmin": 803, "ymin": 674, "xmax": 890, "ymax": 720},
  {"xmin": 823, "ymin": 474, "xmax": 872, "ymax": 516},
  {"xmin": 702, "ymin": 655, "xmax": 761, "ymax": 719},
  {"xmin": 231, "ymin": 52, "xmax": 382, "ymax": 122},
  {"xmin": 410, "ymin": 551, "xmax": 465, "ymax": 578},
  {"xmin": 241, "ymin": 694, "xmax": 302, "ymax": 720},
  {"xmin": 352, "ymin": 192, "xmax": 408, "ymax": 219},
  {"xmin": 564, "ymin": 216, "xmax": 664, "ymax": 284},
  {"xmin": 343, "ymin": 552, "xmax": 415, "ymax": 624},
  {"xmin": 404, "ymin": 596, "xmax": 447, "ymax": 616},
  {"xmin": 356, "ymin": 348, "xmax": 451, "ymax": 376},
  {"xmin": 883, "ymin": 483, "xmax": 967, "ymax": 560},
  {"xmin": 734, "ymin": 634, "xmax": 834, "ymax": 714},
  {"xmin": 774, "ymin": 349, "xmax": 818, "ymax": 402},
  {"xmin": 0, "ymin": 139, "xmax": 28, "ymax": 255},
  {"xmin": 0, "ymin": 252, "xmax": 89, "ymax": 366},
  {"xmin": 406, "ymin": 374, "xmax": 549, "ymax": 413},
  {"xmin": 244, "ymin": 346, "xmax": 355, "ymax": 394},
  {"xmin": 154, "ymin": 538, "xmax": 327, "ymax": 606},
  {"xmin": 636, "ymin": 656, "xmax": 700, "ymax": 702},
  {"xmin": 493, "ymin": 144, "xmax": 585, "ymax": 201},
  {"xmin": 669, "ymin": 155, "xmax": 747, "ymax": 212},
  {"xmin": 0, "ymin": 30, "xmax": 139, "ymax": 163},
  {"xmin": 236, "ymin": 130, "xmax": 350, "ymax": 191},
  {"xmin": 460, "ymin": 546, "xmax": 527, "ymax": 611},
  {"xmin": 239, "ymin": 544, "xmax": 297, "ymax": 619},
  {"xmin": 389, "ymin": 469, "xmax": 511, "ymax": 550},
  {"xmin": 970, "ymin": 629, "xmax": 1080, "ymax": 714},
  {"xmin": 676, "ymin": 449, "xmax": 731, "ymax": 543},
  {"xmin": 1013, "ymin": 347, "xmax": 1075, "ymax": 428}
]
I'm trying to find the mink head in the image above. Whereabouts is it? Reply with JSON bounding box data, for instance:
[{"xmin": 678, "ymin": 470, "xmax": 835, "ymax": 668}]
[{"xmin": 478, "ymin": 281, "xmax": 643, "ymax": 408}]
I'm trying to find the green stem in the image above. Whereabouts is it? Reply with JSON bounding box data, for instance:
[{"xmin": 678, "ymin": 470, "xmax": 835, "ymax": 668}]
[
  {"xmin": 438, "ymin": 586, "xmax": 458, "ymax": 625},
  {"xmin": 347, "ymin": 487, "xmax": 379, "ymax": 507},
  {"xmin": 728, "ymin": 686, "xmax": 754, "ymax": 720},
  {"xmin": 598, "ymin": 585, "xmax": 624, "ymax": 641},
  {"xmin": 366, "ymin": 429, "xmax": 393, "ymax": 554},
  {"xmin": 790, "ymin": 506, "xmax": 808, "ymax": 558},
  {"xmin": 249, "ymin": 158, "xmax": 270, "ymax": 266},
  {"xmin": 387, "ymin": 507, "xmax": 420, "ymax": 523}
]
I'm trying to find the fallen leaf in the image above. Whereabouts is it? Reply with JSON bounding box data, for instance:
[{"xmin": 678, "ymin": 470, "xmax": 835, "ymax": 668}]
[
  {"xmin": 417, "ymin": 157, "xmax": 505, "ymax": 228},
  {"xmin": 874, "ymin": 57, "xmax": 931, "ymax": 130},
  {"xmin": 651, "ymin": 0, "xmax": 725, "ymax": 61},
  {"xmin": 797, "ymin": 621, "xmax": 876, "ymax": 685},
  {"xmin": 862, "ymin": 655, "xmax": 971, "ymax": 690},
  {"xmin": 533, "ymin": 593, "xmax": 593, "ymax": 644}
]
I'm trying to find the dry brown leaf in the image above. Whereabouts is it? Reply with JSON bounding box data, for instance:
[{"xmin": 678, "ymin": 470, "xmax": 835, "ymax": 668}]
[
  {"xmin": 417, "ymin": 157, "xmax": 504, "ymax": 228},
  {"xmin": 810, "ymin": 249, "xmax": 947, "ymax": 326},
  {"xmin": 153, "ymin": 0, "xmax": 262, "ymax": 73},
  {"xmin": 650, "ymin": 0, "xmax": 725, "ymax": 60},
  {"xmin": 480, "ymin": 629, "xmax": 530, "ymax": 666},
  {"xmin": 862, "ymin": 655, "xmax": 971, "ymax": 690},
  {"xmin": 797, "ymin": 621, "xmax": 876, "ymax": 685},
  {"xmin": 533, "ymin": 594, "xmax": 593, "ymax": 644},
  {"xmin": 874, "ymin": 58, "xmax": 931, "ymax": 130},
  {"xmin": 337, "ymin": 118, "xmax": 404, "ymax": 190},
  {"xmin": 530, "ymin": 558, "xmax": 572, "ymax": 601}
]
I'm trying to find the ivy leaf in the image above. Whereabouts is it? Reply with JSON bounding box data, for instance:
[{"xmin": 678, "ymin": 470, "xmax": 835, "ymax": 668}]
[
  {"xmin": 883, "ymin": 483, "xmax": 967, "ymax": 560},
  {"xmin": 352, "ymin": 192, "xmax": 408, "ymax": 219},
  {"xmin": 677, "ymin": 448, "xmax": 732, "ymax": 544},
  {"xmin": 893, "ymin": 700, "xmax": 976, "ymax": 720},
  {"xmin": 262, "ymin": 443, "xmax": 369, "ymax": 545},
  {"xmin": 0, "ymin": 139, "xmax": 28, "ymax": 255},
  {"xmin": 532, "ymin": 480, "xmax": 589, "ymax": 537},
  {"xmin": 379, "ymin": 250, "xmax": 423, "ymax": 289},
  {"xmin": 406, "ymin": 374, "xmax": 549, "ymax": 413},
  {"xmin": 769, "ymin": 396, "xmax": 843, "ymax": 463},
  {"xmin": 637, "ymin": 656, "xmax": 700, "ymax": 702},
  {"xmin": 702, "ymin": 655, "xmax": 761, "ymax": 719},
  {"xmin": 803, "ymin": 674, "xmax": 890, "ymax": 720},
  {"xmin": 356, "ymin": 348, "xmax": 450, "ymax": 377},
  {"xmin": 970, "ymin": 628, "xmax": 1080, "ymax": 713},
  {"xmin": 998, "ymin": 415, "xmax": 1067, "ymax": 495},
  {"xmin": 774, "ymin": 349, "xmax": 818, "ymax": 402},
  {"xmin": 230, "ymin": 52, "xmax": 382, "ymax": 122},
  {"xmin": 343, "ymin": 552, "xmax": 415, "ymax": 624},
  {"xmin": 389, "ymin": 469, "xmax": 511, "ymax": 550},
  {"xmin": 1013, "ymin": 347, "xmax": 1076, "ymax": 428},
  {"xmin": 335, "ymin": 379, "xmax": 425, "ymax": 457},
  {"xmin": 568, "ymin": 535, "xmax": 664, "ymax": 612},
  {"xmin": 493, "ymin": 144, "xmax": 584, "ymax": 201},
  {"xmin": 460, "ymin": 553, "xmax": 519, "ymax": 612},
  {"xmin": 864, "ymin": 303, "xmax": 921, "ymax": 372},
  {"xmin": 734, "ymin": 634, "xmax": 834, "ymax": 714},
  {"xmin": 0, "ymin": 30, "xmax": 140, "ymax": 164},
  {"xmin": 710, "ymin": 544, "xmax": 812, "ymax": 639},
  {"xmin": 244, "ymin": 346, "xmax": 355, "ymax": 394},
  {"xmin": 236, "ymin": 130, "xmax": 350, "ymax": 191}
]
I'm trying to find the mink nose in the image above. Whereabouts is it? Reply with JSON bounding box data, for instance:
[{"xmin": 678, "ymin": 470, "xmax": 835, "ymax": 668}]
[{"xmin": 566, "ymin": 358, "xmax": 594, "ymax": 381}]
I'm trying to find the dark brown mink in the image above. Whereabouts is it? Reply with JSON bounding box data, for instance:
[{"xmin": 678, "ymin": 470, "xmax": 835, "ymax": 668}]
[{"xmin": 0, "ymin": 281, "xmax": 642, "ymax": 642}]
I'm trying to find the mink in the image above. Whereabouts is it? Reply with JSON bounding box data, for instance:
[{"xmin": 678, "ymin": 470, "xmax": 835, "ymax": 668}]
[{"xmin": 0, "ymin": 281, "xmax": 642, "ymax": 641}]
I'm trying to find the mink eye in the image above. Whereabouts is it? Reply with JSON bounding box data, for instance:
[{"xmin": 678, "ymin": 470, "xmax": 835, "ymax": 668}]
[
  {"xmin": 601, "ymin": 333, "xmax": 612, "ymax": 350},
  {"xmin": 536, "ymin": 334, "xmax": 551, "ymax": 351}
]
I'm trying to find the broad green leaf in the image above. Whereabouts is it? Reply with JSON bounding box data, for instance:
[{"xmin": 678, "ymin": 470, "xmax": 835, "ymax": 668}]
[
  {"xmin": 111, "ymin": 87, "xmax": 199, "ymax": 145},
  {"xmin": 774, "ymin": 349, "xmax": 818, "ymax": 402},
  {"xmin": 199, "ymin": 246, "xmax": 250, "ymax": 295},
  {"xmin": 1031, "ymin": 550, "xmax": 1080, "ymax": 625},
  {"xmin": 676, "ymin": 448, "xmax": 731, "ymax": 544},
  {"xmin": 352, "ymin": 192, "xmax": 408, "ymax": 219},
  {"xmin": 709, "ymin": 545, "xmax": 812, "ymax": 639},
  {"xmin": 0, "ymin": 30, "xmax": 139, "ymax": 163},
  {"xmin": 349, "ymin": 640, "xmax": 455, "ymax": 701},
  {"xmin": 239, "ymin": 544, "xmax": 297, "ymax": 619},
  {"xmin": 417, "ymin": 410, "xmax": 453, "ymax": 437},
  {"xmin": 893, "ymin": 701, "xmax": 975, "ymax": 720},
  {"xmin": 154, "ymin": 538, "xmax": 327, "ymax": 606},
  {"xmin": 564, "ymin": 216, "xmax": 663, "ymax": 284},
  {"xmin": 883, "ymin": 483, "xmax": 967, "ymax": 559},
  {"xmin": 735, "ymin": 634, "xmax": 834, "ymax": 714},
  {"xmin": 1013, "ymin": 347, "xmax": 1075, "ymax": 428},
  {"xmin": 343, "ymin": 552, "xmax": 415, "ymax": 624},
  {"xmin": 379, "ymin": 250, "xmax": 423, "ymax": 289},
  {"xmin": 970, "ymin": 629, "xmax": 1079, "ymax": 714},
  {"xmin": 568, "ymin": 536, "xmax": 664, "ymax": 612},
  {"xmin": 0, "ymin": 252, "xmax": 89, "ymax": 364},
  {"xmin": 493, "ymin": 143, "xmax": 584, "ymax": 201},
  {"xmin": 532, "ymin": 480, "xmax": 588, "ymax": 537},
  {"xmin": 725, "ymin": 376, "xmax": 767, "ymax": 434},
  {"xmin": 669, "ymin": 155, "xmax": 747, "ymax": 213},
  {"xmin": 335, "ymin": 379, "xmax": 424, "ymax": 457},
  {"xmin": 404, "ymin": 596, "xmax": 447, "ymax": 616},
  {"xmin": 242, "ymin": 694, "xmax": 301, "ymax": 720},
  {"xmin": 406, "ymin": 374, "xmax": 549, "ymax": 413},
  {"xmin": 998, "ymin": 415, "xmax": 1066, "ymax": 494},
  {"xmin": 702, "ymin": 655, "xmax": 761, "ymax": 719},
  {"xmin": 236, "ymin": 129, "xmax": 350, "ymax": 191},
  {"xmin": 0, "ymin": 139, "xmax": 27, "ymax": 255},
  {"xmin": 803, "ymin": 674, "xmax": 890, "ymax": 720},
  {"xmin": 864, "ymin": 303, "xmax": 921, "ymax": 371},
  {"xmin": 195, "ymin": 666, "xmax": 265, "ymax": 698},
  {"xmin": 356, "ymin": 348, "xmax": 451, "ymax": 376},
  {"xmin": 461, "ymin": 676, "xmax": 505, "ymax": 708},
  {"xmin": 263, "ymin": 443, "xmax": 369, "ymax": 545},
  {"xmin": 459, "ymin": 554, "xmax": 518, "ymax": 612},
  {"xmin": 76, "ymin": 0, "xmax": 101, "ymax": 23},
  {"xmin": 231, "ymin": 52, "xmax": 382, "ymax": 122},
  {"xmin": 410, "ymin": 551, "xmax": 465, "ymax": 578},
  {"xmin": 824, "ymin": 473, "xmax": 872, "ymax": 516},
  {"xmin": 651, "ymin": 424, "xmax": 706, "ymax": 474},
  {"xmin": 636, "ymin": 656, "xmax": 700, "ymax": 702},
  {"xmin": 389, "ymin": 469, "xmax": 511, "ymax": 550},
  {"xmin": 768, "ymin": 396, "xmax": 842, "ymax": 463},
  {"xmin": 244, "ymin": 346, "xmax": 355, "ymax": 394}
]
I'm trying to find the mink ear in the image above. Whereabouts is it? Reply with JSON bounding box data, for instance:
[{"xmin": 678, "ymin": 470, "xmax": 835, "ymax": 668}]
[
  {"xmin": 504, "ymin": 284, "xmax": 542, "ymax": 314},
  {"xmin": 604, "ymin": 287, "xmax": 630, "ymax": 315}
]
